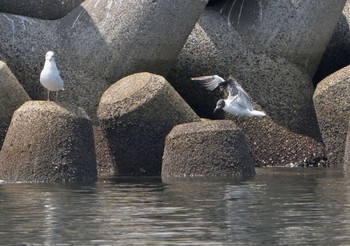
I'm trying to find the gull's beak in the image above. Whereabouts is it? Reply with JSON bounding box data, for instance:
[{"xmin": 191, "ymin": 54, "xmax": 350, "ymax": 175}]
[{"xmin": 213, "ymin": 106, "xmax": 220, "ymax": 114}]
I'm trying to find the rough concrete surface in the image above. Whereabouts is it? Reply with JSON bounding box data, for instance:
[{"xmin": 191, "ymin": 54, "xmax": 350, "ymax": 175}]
[
  {"xmin": 167, "ymin": 8, "xmax": 324, "ymax": 167},
  {"xmin": 217, "ymin": 0, "xmax": 346, "ymax": 76},
  {"xmin": 314, "ymin": 65, "xmax": 350, "ymax": 166},
  {"xmin": 314, "ymin": 0, "xmax": 350, "ymax": 83},
  {"xmin": 97, "ymin": 72, "xmax": 200, "ymax": 176},
  {"xmin": 0, "ymin": 61, "xmax": 30, "ymax": 148},
  {"xmin": 162, "ymin": 120, "xmax": 256, "ymax": 177},
  {"xmin": 0, "ymin": 0, "xmax": 83, "ymax": 20},
  {"xmin": 344, "ymin": 116, "xmax": 350, "ymax": 170},
  {"xmin": 0, "ymin": 0, "xmax": 208, "ymax": 118},
  {"xmin": 0, "ymin": 101, "xmax": 97, "ymax": 183}
]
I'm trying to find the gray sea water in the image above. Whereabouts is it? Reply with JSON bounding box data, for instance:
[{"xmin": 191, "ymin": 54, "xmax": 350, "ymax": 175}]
[{"xmin": 1, "ymin": 168, "xmax": 350, "ymax": 246}]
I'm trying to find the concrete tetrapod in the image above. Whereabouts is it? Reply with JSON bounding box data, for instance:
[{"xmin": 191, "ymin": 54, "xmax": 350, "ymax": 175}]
[
  {"xmin": 0, "ymin": 0, "xmax": 208, "ymax": 117},
  {"xmin": 167, "ymin": 9, "xmax": 324, "ymax": 167},
  {"xmin": 313, "ymin": 65, "xmax": 350, "ymax": 167},
  {"xmin": 0, "ymin": 0, "xmax": 83, "ymax": 20},
  {"xmin": 0, "ymin": 61, "xmax": 30, "ymax": 148},
  {"xmin": 162, "ymin": 120, "xmax": 256, "ymax": 178},
  {"xmin": 218, "ymin": 0, "xmax": 346, "ymax": 76},
  {"xmin": 313, "ymin": 1, "xmax": 350, "ymax": 83},
  {"xmin": 97, "ymin": 72, "xmax": 200, "ymax": 176},
  {"xmin": 345, "ymin": 116, "xmax": 350, "ymax": 171},
  {"xmin": 0, "ymin": 101, "xmax": 97, "ymax": 183}
]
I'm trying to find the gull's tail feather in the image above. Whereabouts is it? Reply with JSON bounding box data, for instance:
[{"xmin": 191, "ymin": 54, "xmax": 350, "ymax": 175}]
[{"xmin": 250, "ymin": 110, "xmax": 266, "ymax": 117}]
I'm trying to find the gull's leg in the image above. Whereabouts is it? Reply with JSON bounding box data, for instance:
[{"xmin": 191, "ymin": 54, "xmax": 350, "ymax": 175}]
[
  {"xmin": 47, "ymin": 90, "xmax": 50, "ymax": 101},
  {"xmin": 56, "ymin": 91, "xmax": 59, "ymax": 101}
]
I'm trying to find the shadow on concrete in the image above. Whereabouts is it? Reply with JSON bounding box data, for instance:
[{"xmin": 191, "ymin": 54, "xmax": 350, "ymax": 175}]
[
  {"xmin": 0, "ymin": 0, "xmax": 84, "ymax": 20},
  {"xmin": 313, "ymin": 13, "xmax": 350, "ymax": 85}
]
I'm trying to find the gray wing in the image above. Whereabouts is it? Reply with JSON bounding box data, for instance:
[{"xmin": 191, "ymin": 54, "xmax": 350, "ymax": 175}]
[
  {"xmin": 228, "ymin": 80, "xmax": 253, "ymax": 111},
  {"xmin": 52, "ymin": 67, "xmax": 64, "ymax": 89},
  {"xmin": 191, "ymin": 75, "xmax": 225, "ymax": 91},
  {"xmin": 226, "ymin": 79, "xmax": 239, "ymax": 98}
]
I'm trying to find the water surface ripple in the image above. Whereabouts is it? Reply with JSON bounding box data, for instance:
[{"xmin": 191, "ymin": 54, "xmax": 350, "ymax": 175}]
[{"xmin": 1, "ymin": 168, "xmax": 350, "ymax": 245}]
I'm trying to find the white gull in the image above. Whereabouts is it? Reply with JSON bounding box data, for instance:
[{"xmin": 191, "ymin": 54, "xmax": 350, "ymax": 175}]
[
  {"xmin": 40, "ymin": 51, "xmax": 64, "ymax": 101},
  {"xmin": 191, "ymin": 75, "xmax": 266, "ymax": 117}
]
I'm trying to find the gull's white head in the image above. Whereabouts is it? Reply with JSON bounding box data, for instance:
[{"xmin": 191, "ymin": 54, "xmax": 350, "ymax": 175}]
[{"xmin": 45, "ymin": 51, "xmax": 55, "ymax": 62}]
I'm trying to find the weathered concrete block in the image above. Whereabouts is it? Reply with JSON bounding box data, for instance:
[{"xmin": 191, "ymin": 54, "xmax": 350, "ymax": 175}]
[
  {"xmin": 0, "ymin": 0, "xmax": 208, "ymax": 117},
  {"xmin": 314, "ymin": 0, "xmax": 350, "ymax": 83},
  {"xmin": 97, "ymin": 72, "xmax": 200, "ymax": 176},
  {"xmin": 218, "ymin": 0, "xmax": 346, "ymax": 76},
  {"xmin": 93, "ymin": 124, "xmax": 115, "ymax": 175},
  {"xmin": 0, "ymin": 101, "xmax": 97, "ymax": 183},
  {"xmin": 0, "ymin": 61, "xmax": 30, "ymax": 148},
  {"xmin": 314, "ymin": 66, "xmax": 350, "ymax": 166},
  {"xmin": 344, "ymin": 116, "xmax": 350, "ymax": 170},
  {"xmin": 167, "ymin": 9, "xmax": 324, "ymax": 167},
  {"xmin": 162, "ymin": 120, "xmax": 255, "ymax": 177},
  {"xmin": 0, "ymin": 0, "xmax": 83, "ymax": 20}
]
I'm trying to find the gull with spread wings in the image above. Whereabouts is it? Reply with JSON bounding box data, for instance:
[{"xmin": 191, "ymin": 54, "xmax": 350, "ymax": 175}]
[{"xmin": 191, "ymin": 75, "xmax": 266, "ymax": 117}]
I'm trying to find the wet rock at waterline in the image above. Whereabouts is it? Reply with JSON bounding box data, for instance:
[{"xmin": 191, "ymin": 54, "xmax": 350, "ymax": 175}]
[
  {"xmin": 0, "ymin": 0, "xmax": 83, "ymax": 20},
  {"xmin": 0, "ymin": 61, "xmax": 30, "ymax": 148},
  {"xmin": 227, "ymin": 115, "xmax": 325, "ymax": 167},
  {"xmin": 167, "ymin": 9, "xmax": 324, "ymax": 167},
  {"xmin": 345, "ymin": 116, "xmax": 350, "ymax": 170},
  {"xmin": 162, "ymin": 120, "xmax": 255, "ymax": 177},
  {"xmin": 0, "ymin": 101, "xmax": 97, "ymax": 183},
  {"xmin": 93, "ymin": 125, "xmax": 115, "ymax": 174},
  {"xmin": 313, "ymin": 66, "xmax": 350, "ymax": 167},
  {"xmin": 97, "ymin": 72, "xmax": 200, "ymax": 176},
  {"xmin": 0, "ymin": 0, "xmax": 208, "ymax": 117}
]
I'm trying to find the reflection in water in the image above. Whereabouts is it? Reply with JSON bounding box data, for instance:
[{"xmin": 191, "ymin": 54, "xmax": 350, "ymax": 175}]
[{"xmin": 1, "ymin": 169, "xmax": 350, "ymax": 245}]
